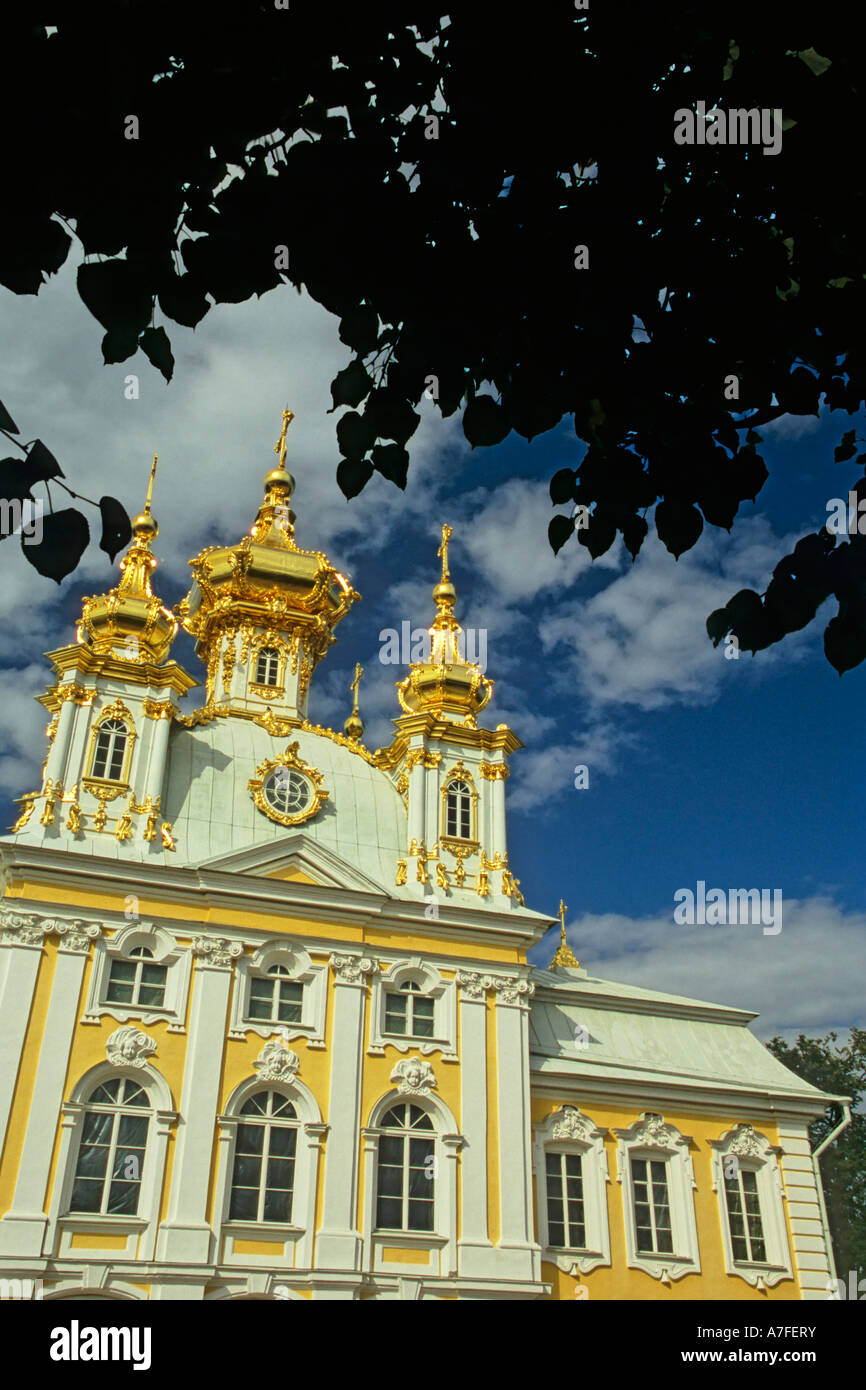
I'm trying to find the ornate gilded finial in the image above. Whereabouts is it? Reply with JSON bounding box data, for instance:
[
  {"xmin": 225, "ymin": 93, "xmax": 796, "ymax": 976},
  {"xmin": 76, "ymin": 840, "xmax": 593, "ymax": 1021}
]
[
  {"xmin": 437, "ymin": 522, "xmax": 453, "ymax": 582},
  {"xmin": 550, "ymin": 898, "xmax": 580, "ymax": 969},
  {"xmin": 274, "ymin": 409, "xmax": 295, "ymax": 469},
  {"xmin": 344, "ymin": 662, "xmax": 365, "ymax": 741},
  {"xmin": 144, "ymin": 454, "xmax": 158, "ymax": 514}
]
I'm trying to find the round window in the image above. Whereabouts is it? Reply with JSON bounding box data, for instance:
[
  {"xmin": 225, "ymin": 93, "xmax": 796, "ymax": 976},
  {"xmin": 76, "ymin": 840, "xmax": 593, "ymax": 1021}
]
[{"xmin": 262, "ymin": 768, "xmax": 312, "ymax": 818}]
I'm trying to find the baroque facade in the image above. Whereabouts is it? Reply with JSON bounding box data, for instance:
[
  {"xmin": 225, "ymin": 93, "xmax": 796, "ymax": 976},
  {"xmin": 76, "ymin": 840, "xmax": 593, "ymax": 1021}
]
[{"xmin": 0, "ymin": 417, "xmax": 843, "ymax": 1300}]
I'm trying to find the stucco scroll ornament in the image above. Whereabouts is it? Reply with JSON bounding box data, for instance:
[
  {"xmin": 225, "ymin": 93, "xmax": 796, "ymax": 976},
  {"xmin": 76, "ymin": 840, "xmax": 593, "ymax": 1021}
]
[
  {"xmin": 254, "ymin": 1040, "xmax": 300, "ymax": 1083},
  {"xmin": 192, "ymin": 936, "xmax": 244, "ymax": 967},
  {"xmin": 455, "ymin": 969, "xmax": 494, "ymax": 1000},
  {"xmin": 551, "ymin": 1105, "xmax": 594, "ymax": 1143},
  {"xmin": 492, "ymin": 975, "xmax": 536, "ymax": 1007},
  {"xmin": 0, "ymin": 911, "xmax": 47, "ymax": 945},
  {"xmin": 633, "ymin": 1112, "xmax": 679, "ymax": 1149},
  {"xmin": 391, "ymin": 1057, "xmax": 437, "ymax": 1096},
  {"xmin": 330, "ymin": 952, "xmax": 378, "ymax": 985},
  {"xmin": 106, "ymin": 1025, "xmax": 158, "ymax": 1068},
  {"xmin": 49, "ymin": 918, "xmax": 101, "ymax": 952},
  {"xmin": 727, "ymin": 1124, "xmax": 764, "ymax": 1158}
]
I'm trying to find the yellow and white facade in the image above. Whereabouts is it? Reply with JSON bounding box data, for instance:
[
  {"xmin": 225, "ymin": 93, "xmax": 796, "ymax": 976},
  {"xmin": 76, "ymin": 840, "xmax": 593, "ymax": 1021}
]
[{"xmin": 0, "ymin": 419, "xmax": 842, "ymax": 1300}]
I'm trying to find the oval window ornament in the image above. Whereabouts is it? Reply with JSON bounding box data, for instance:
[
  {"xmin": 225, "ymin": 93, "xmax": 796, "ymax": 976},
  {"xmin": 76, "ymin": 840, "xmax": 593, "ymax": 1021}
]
[{"xmin": 248, "ymin": 742, "xmax": 328, "ymax": 828}]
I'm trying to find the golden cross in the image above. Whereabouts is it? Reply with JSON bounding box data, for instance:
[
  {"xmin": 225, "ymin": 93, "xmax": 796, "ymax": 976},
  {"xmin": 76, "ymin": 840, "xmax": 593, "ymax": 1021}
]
[
  {"xmin": 349, "ymin": 662, "xmax": 363, "ymax": 712},
  {"xmin": 559, "ymin": 898, "xmax": 568, "ymax": 944},
  {"xmin": 274, "ymin": 409, "xmax": 295, "ymax": 468},
  {"xmin": 437, "ymin": 522, "xmax": 453, "ymax": 581},
  {"xmin": 144, "ymin": 454, "xmax": 158, "ymax": 513}
]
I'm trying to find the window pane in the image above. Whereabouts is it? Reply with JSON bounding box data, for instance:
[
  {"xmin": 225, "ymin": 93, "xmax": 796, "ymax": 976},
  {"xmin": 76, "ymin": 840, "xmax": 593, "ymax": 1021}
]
[
  {"xmin": 269, "ymin": 1126, "xmax": 297, "ymax": 1158},
  {"xmin": 81, "ymin": 1111, "xmax": 114, "ymax": 1146},
  {"xmin": 69, "ymin": 1178, "xmax": 104, "ymax": 1213},
  {"xmin": 263, "ymin": 1188, "xmax": 291, "ymax": 1223},
  {"xmin": 137, "ymin": 985, "xmax": 165, "ymax": 1008},
  {"xmin": 88, "ymin": 1081, "xmax": 120, "ymax": 1105},
  {"xmin": 121, "ymin": 1081, "xmax": 148, "ymax": 1107},
  {"xmin": 375, "ymin": 1196, "xmax": 402, "ymax": 1229},
  {"xmin": 107, "ymin": 1181, "xmax": 140, "ymax": 1215},
  {"xmin": 76, "ymin": 1144, "xmax": 110, "ymax": 1179},
  {"xmin": 236, "ymin": 1124, "xmax": 264, "ymax": 1155},
  {"xmin": 229, "ymin": 1186, "xmax": 258, "ymax": 1221},
  {"xmin": 266, "ymin": 1157, "xmax": 294, "ymax": 1191},
  {"xmin": 407, "ymin": 1199, "xmax": 434, "ymax": 1232}
]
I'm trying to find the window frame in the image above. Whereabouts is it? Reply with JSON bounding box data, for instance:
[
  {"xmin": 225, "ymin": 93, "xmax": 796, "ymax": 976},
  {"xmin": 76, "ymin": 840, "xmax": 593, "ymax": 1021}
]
[
  {"xmin": 47, "ymin": 1061, "xmax": 176, "ymax": 1264},
  {"xmin": 439, "ymin": 763, "xmax": 480, "ymax": 851},
  {"xmin": 533, "ymin": 1106, "xmax": 611, "ymax": 1275},
  {"xmin": 368, "ymin": 959, "xmax": 457, "ymax": 1059},
  {"xmin": 85, "ymin": 702, "xmax": 137, "ymax": 787},
  {"xmin": 614, "ymin": 1113, "xmax": 701, "ymax": 1282},
  {"xmin": 227, "ymin": 1089, "xmax": 300, "ymax": 1227},
  {"xmin": 216, "ymin": 1073, "xmax": 325, "ymax": 1271},
  {"xmin": 230, "ymin": 942, "xmax": 327, "ymax": 1045},
  {"xmin": 709, "ymin": 1124, "xmax": 793, "ymax": 1289},
  {"xmin": 105, "ymin": 946, "xmax": 168, "ymax": 1011},
  {"xmin": 83, "ymin": 922, "xmax": 190, "ymax": 1031}
]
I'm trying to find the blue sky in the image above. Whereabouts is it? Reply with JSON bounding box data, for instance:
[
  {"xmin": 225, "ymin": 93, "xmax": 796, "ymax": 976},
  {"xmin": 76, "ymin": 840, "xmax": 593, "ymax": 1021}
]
[{"xmin": 1, "ymin": 255, "xmax": 864, "ymax": 1043}]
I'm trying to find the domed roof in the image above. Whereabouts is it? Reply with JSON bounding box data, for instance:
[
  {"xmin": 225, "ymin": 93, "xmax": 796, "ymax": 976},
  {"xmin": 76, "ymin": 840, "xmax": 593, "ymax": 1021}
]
[{"xmin": 162, "ymin": 721, "xmax": 407, "ymax": 886}]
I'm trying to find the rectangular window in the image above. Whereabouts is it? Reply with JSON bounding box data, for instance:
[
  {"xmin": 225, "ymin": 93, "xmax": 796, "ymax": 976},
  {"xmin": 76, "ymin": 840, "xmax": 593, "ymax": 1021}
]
[
  {"xmin": 631, "ymin": 1157, "xmax": 673, "ymax": 1255},
  {"xmin": 725, "ymin": 1167, "xmax": 766, "ymax": 1263},
  {"xmin": 545, "ymin": 1151, "xmax": 586, "ymax": 1248},
  {"xmin": 384, "ymin": 993, "xmax": 408, "ymax": 1036},
  {"xmin": 106, "ymin": 959, "xmax": 136, "ymax": 1004},
  {"xmin": 412, "ymin": 996, "xmax": 435, "ymax": 1038}
]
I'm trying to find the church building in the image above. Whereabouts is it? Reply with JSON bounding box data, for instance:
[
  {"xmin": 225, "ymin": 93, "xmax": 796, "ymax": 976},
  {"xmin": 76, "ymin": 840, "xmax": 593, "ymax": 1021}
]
[{"xmin": 0, "ymin": 414, "xmax": 842, "ymax": 1300}]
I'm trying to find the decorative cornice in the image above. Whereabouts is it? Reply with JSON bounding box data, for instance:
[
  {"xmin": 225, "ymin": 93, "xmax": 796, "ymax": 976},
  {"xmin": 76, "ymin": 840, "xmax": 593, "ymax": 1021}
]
[
  {"xmin": 549, "ymin": 1105, "xmax": 597, "ymax": 1143},
  {"xmin": 490, "ymin": 974, "xmax": 536, "ymax": 1007},
  {"xmin": 191, "ymin": 935, "xmax": 244, "ymax": 967},
  {"xmin": 405, "ymin": 748, "xmax": 443, "ymax": 772},
  {"xmin": 456, "ymin": 969, "xmax": 495, "ymax": 1001},
  {"xmin": 106, "ymin": 1025, "xmax": 158, "ymax": 1068},
  {"xmin": 143, "ymin": 699, "xmax": 178, "ymax": 720},
  {"xmin": 0, "ymin": 908, "xmax": 101, "ymax": 952}
]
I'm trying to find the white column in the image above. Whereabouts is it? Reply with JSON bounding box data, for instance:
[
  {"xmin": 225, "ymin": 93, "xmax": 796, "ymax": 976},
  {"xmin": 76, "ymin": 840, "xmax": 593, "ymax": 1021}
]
[
  {"xmin": 316, "ymin": 953, "xmax": 375, "ymax": 1275},
  {"xmin": 407, "ymin": 761, "xmax": 425, "ymax": 849},
  {"xmin": 156, "ymin": 938, "xmax": 240, "ymax": 1267},
  {"xmin": 43, "ymin": 698, "xmax": 75, "ymax": 787},
  {"xmin": 0, "ymin": 928, "xmax": 94, "ymax": 1257},
  {"xmin": 490, "ymin": 976, "xmax": 541, "ymax": 1283},
  {"xmin": 142, "ymin": 710, "xmax": 171, "ymax": 805},
  {"xmin": 491, "ymin": 776, "xmax": 507, "ymax": 861},
  {"xmin": 455, "ymin": 970, "xmax": 497, "ymax": 1277},
  {"xmin": 0, "ymin": 918, "xmax": 47, "ymax": 1154}
]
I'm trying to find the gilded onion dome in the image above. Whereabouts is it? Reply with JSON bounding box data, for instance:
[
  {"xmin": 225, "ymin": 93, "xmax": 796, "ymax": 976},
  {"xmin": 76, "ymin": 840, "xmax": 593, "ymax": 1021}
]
[
  {"xmin": 396, "ymin": 523, "xmax": 494, "ymax": 726},
  {"xmin": 175, "ymin": 411, "xmax": 360, "ymax": 704},
  {"xmin": 78, "ymin": 456, "xmax": 178, "ymax": 664}
]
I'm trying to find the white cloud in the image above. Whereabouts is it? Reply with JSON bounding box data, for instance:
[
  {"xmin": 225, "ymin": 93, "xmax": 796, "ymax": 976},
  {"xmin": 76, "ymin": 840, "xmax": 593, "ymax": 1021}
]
[{"xmin": 536, "ymin": 895, "xmax": 866, "ymax": 1040}]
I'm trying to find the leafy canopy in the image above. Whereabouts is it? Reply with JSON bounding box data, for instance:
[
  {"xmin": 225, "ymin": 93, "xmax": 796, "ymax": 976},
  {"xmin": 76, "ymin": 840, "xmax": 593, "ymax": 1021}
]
[{"xmin": 2, "ymin": 4, "xmax": 866, "ymax": 664}]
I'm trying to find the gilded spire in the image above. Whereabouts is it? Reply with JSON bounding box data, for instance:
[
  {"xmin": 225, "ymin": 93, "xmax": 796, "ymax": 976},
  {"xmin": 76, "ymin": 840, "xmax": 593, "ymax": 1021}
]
[
  {"xmin": 274, "ymin": 408, "xmax": 295, "ymax": 469},
  {"xmin": 396, "ymin": 523, "xmax": 493, "ymax": 724},
  {"xmin": 343, "ymin": 662, "xmax": 365, "ymax": 741},
  {"xmin": 550, "ymin": 899, "xmax": 580, "ymax": 969},
  {"xmin": 78, "ymin": 453, "xmax": 178, "ymax": 664},
  {"xmin": 253, "ymin": 409, "xmax": 297, "ymax": 544}
]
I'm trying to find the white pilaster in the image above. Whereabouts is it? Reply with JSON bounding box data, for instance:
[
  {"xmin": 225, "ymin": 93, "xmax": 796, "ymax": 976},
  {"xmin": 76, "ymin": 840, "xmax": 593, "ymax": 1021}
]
[
  {"xmin": 454, "ymin": 970, "xmax": 497, "ymax": 1276},
  {"xmin": 0, "ymin": 932, "xmax": 93, "ymax": 1257},
  {"xmin": 0, "ymin": 922, "xmax": 46, "ymax": 1153},
  {"xmin": 156, "ymin": 938, "xmax": 240, "ymax": 1265},
  {"xmin": 316, "ymin": 953, "xmax": 376, "ymax": 1270},
  {"xmin": 43, "ymin": 698, "xmax": 75, "ymax": 786},
  {"xmin": 490, "ymin": 975, "xmax": 541, "ymax": 1282}
]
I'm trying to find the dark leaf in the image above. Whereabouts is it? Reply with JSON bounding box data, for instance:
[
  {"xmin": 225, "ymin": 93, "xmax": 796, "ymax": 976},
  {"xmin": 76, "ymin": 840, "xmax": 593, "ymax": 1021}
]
[
  {"xmin": 21, "ymin": 508, "xmax": 89, "ymax": 584},
  {"xmin": 330, "ymin": 361, "xmax": 373, "ymax": 411},
  {"xmin": 655, "ymin": 499, "xmax": 704, "ymax": 558},
  {"xmin": 0, "ymin": 400, "xmax": 19, "ymax": 434},
  {"xmin": 364, "ymin": 389, "xmax": 420, "ymax": 446},
  {"xmin": 706, "ymin": 607, "xmax": 731, "ymax": 646},
  {"xmin": 371, "ymin": 443, "xmax": 409, "ymax": 490},
  {"xmin": 824, "ymin": 612, "xmax": 866, "ymax": 675},
  {"xmin": 336, "ymin": 456, "xmax": 373, "ymax": 500},
  {"xmin": 463, "ymin": 395, "xmax": 510, "ymax": 448},
  {"xmin": 336, "ymin": 411, "xmax": 376, "ymax": 458},
  {"xmin": 26, "ymin": 439, "xmax": 64, "ymax": 482},
  {"xmin": 98, "ymin": 496, "xmax": 132, "ymax": 562},
  {"xmin": 158, "ymin": 275, "xmax": 210, "ymax": 329},
  {"xmin": 835, "ymin": 430, "xmax": 858, "ymax": 464},
  {"xmin": 139, "ymin": 326, "xmax": 175, "ymax": 383},
  {"xmin": 78, "ymin": 261, "xmax": 152, "ymax": 337},
  {"xmin": 549, "ymin": 468, "xmax": 577, "ymax": 505},
  {"xmin": 577, "ymin": 509, "xmax": 617, "ymax": 559},
  {"xmin": 621, "ymin": 513, "xmax": 648, "ymax": 560},
  {"xmin": 339, "ymin": 306, "xmax": 380, "ymax": 356},
  {"xmin": 101, "ymin": 327, "xmax": 140, "ymax": 364},
  {"xmin": 548, "ymin": 514, "xmax": 574, "ymax": 556}
]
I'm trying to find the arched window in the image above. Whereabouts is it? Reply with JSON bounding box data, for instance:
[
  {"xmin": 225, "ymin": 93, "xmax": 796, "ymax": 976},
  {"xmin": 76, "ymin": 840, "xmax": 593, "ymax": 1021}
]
[
  {"xmin": 106, "ymin": 947, "xmax": 167, "ymax": 1009},
  {"xmin": 723, "ymin": 1165, "xmax": 766, "ymax": 1263},
  {"xmin": 375, "ymin": 1103, "xmax": 435, "ymax": 1232},
  {"xmin": 228, "ymin": 1090, "xmax": 298, "ymax": 1224},
  {"xmin": 445, "ymin": 779, "xmax": 472, "ymax": 839},
  {"xmin": 247, "ymin": 964, "xmax": 303, "ymax": 1024},
  {"xmin": 68, "ymin": 1078, "xmax": 150, "ymax": 1216},
  {"xmin": 384, "ymin": 980, "xmax": 434, "ymax": 1039},
  {"xmin": 90, "ymin": 719, "xmax": 128, "ymax": 780},
  {"xmin": 255, "ymin": 647, "xmax": 281, "ymax": 687}
]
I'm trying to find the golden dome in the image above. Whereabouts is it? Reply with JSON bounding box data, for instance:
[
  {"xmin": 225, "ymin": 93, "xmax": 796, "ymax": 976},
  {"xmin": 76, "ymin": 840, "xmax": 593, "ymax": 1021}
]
[
  {"xmin": 176, "ymin": 411, "xmax": 359, "ymax": 671},
  {"xmin": 396, "ymin": 523, "xmax": 493, "ymax": 725},
  {"xmin": 78, "ymin": 456, "xmax": 178, "ymax": 665}
]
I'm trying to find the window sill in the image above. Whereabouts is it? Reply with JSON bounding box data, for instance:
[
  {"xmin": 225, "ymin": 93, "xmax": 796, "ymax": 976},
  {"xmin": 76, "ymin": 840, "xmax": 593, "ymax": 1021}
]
[
  {"xmin": 222, "ymin": 1221, "xmax": 304, "ymax": 1241},
  {"xmin": 59, "ymin": 1215, "xmax": 147, "ymax": 1232},
  {"xmin": 372, "ymin": 1231, "xmax": 447, "ymax": 1248}
]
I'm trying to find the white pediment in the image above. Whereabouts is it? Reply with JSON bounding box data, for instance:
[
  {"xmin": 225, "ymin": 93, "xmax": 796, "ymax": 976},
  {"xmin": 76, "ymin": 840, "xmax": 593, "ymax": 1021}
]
[{"xmin": 195, "ymin": 832, "xmax": 390, "ymax": 896}]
